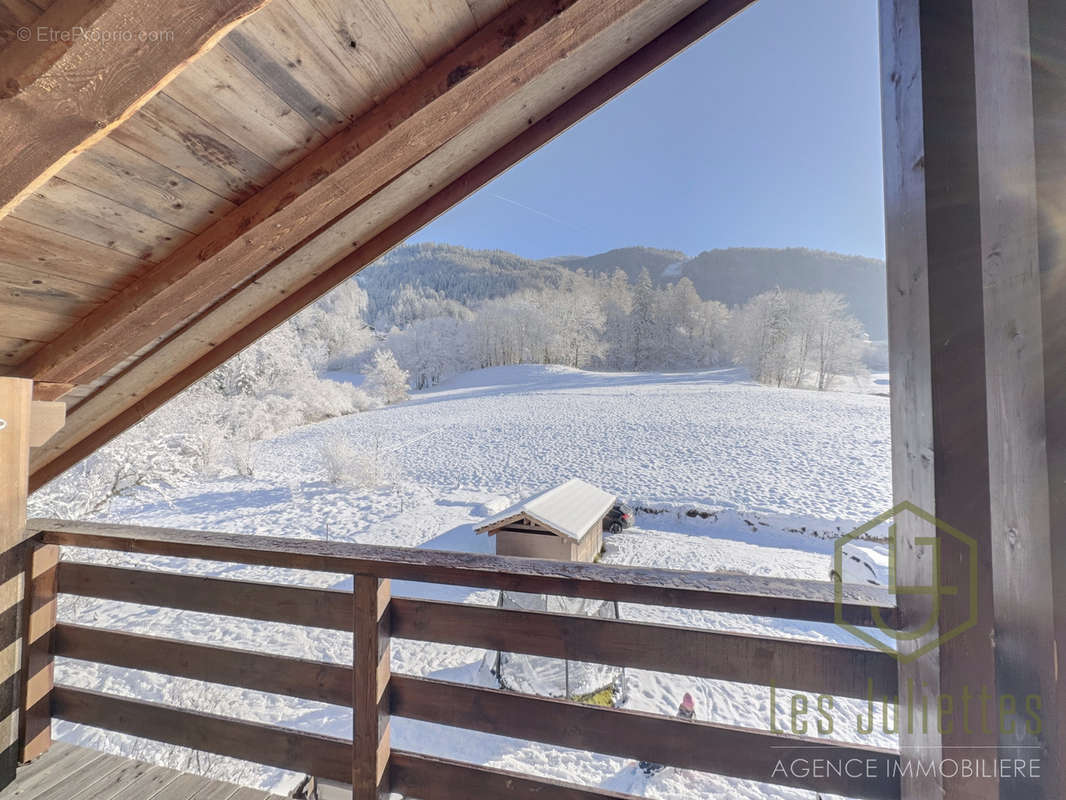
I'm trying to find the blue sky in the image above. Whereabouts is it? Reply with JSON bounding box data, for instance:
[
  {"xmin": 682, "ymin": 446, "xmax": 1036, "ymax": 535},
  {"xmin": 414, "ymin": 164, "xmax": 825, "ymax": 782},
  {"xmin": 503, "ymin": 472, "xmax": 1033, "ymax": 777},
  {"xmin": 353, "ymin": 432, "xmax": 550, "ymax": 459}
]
[{"xmin": 410, "ymin": 0, "xmax": 885, "ymax": 261}]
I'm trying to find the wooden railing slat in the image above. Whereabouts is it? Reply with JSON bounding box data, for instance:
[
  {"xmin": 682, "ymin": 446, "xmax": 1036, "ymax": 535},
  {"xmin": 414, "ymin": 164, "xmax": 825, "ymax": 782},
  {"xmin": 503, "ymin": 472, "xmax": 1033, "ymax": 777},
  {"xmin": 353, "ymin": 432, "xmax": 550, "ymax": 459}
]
[
  {"xmin": 51, "ymin": 686, "xmax": 351, "ymax": 782},
  {"xmin": 391, "ymin": 596, "xmax": 897, "ymax": 699},
  {"xmin": 53, "ymin": 624, "xmax": 351, "ymax": 706},
  {"xmin": 56, "ymin": 561, "xmax": 351, "ymax": 631},
  {"xmin": 390, "ymin": 750, "xmax": 641, "ymax": 799},
  {"xmin": 57, "ymin": 562, "xmax": 896, "ymax": 698},
  {"xmin": 391, "ymin": 676, "xmax": 901, "ymax": 800},
  {"xmin": 32, "ymin": 519, "xmax": 898, "ymax": 626}
]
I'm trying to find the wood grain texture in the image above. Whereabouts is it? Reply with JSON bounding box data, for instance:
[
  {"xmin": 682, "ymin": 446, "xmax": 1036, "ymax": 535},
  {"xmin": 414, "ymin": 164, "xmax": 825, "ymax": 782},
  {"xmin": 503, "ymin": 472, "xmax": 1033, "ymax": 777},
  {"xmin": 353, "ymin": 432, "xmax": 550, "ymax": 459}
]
[
  {"xmin": 52, "ymin": 686, "xmax": 352, "ymax": 783},
  {"xmin": 11, "ymin": 0, "xmax": 669, "ymax": 389},
  {"xmin": 0, "ymin": 0, "xmax": 272, "ymax": 222},
  {"xmin": 36, "ymin": 519, "xmax": 898, "ymax": 625},
  {"xmin": 24, "ymin": 0, "xmax": 757, "ymax": 491},
  {"xmin": 0, "ymin": 218, "xmax": 146, "ymax": 289}
]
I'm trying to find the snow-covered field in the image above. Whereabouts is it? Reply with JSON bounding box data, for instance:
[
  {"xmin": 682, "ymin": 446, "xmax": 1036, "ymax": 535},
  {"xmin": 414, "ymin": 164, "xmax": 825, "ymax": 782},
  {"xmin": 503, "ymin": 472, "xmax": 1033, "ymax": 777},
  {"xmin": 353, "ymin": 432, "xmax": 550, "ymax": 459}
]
[{"xmin": 54, "ymin": 366, "xmax": 895, "ymax": 798}]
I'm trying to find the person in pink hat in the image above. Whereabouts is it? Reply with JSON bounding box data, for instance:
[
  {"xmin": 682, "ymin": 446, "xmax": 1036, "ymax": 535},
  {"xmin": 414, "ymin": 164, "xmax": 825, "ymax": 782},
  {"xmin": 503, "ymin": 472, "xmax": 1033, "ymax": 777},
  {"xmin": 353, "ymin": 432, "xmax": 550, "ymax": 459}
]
[{"xmin": 677, "ymin": 692, "xmax": 695, "ymax": 720}]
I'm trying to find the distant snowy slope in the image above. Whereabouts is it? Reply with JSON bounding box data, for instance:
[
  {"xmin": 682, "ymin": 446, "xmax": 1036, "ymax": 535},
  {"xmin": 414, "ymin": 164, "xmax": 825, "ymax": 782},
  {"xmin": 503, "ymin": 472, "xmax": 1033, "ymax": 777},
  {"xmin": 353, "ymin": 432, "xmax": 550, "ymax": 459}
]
[{"xmin": 258, "ymin": 364, "xmax": 891, "ymax": 529}]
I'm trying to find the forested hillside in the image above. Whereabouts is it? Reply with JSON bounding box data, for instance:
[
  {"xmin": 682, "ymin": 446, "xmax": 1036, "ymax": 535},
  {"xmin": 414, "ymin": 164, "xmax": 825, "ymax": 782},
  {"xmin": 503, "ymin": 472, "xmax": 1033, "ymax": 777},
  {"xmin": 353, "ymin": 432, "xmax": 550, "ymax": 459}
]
[{"xmin": 358, "ymin": 243, "xmax": 887, "ymax": 337}]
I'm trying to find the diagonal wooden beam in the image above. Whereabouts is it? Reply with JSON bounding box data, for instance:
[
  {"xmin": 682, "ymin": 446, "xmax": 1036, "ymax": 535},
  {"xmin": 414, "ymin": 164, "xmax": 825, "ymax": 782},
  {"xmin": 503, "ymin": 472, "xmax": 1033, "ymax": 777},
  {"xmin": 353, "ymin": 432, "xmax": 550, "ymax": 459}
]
[
  {"xmin": 10, "ymin": 0, "xmax": 668, "ymax": 390},
  {"xmin": 27, "ymin": 0, "xmax": 754, "ymax": 490},
  {"xmin": 0, "ymin": 0, "xmax": 270, "ymax": 222}
]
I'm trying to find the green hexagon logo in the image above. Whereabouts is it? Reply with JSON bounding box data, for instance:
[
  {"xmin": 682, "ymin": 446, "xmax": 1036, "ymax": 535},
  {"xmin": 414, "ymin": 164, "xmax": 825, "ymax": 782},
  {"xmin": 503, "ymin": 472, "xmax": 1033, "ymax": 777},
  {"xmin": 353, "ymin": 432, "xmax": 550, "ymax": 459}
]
[{"xmin": 834, "ymin": 501, "xmax": 978, "ymax": 664}]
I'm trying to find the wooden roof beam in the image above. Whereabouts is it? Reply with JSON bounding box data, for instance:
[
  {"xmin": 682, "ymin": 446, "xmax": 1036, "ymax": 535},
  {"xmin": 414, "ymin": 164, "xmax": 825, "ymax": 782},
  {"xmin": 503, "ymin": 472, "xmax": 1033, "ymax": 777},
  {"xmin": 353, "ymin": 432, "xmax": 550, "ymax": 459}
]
[
  {"xmin": 9, "ymin": 0, "xmax": 677, "ymax": 391},
  {"xmin": 0, "ymin": 0, "xmax": 271, "ymax": 223}
]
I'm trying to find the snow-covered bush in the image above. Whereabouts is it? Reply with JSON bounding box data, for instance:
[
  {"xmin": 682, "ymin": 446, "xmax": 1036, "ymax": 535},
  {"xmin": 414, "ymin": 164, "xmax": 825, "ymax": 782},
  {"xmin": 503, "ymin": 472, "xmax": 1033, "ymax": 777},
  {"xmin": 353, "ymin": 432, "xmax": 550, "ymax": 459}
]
[
  {"xmin": 319, "ymin": 436, "xmax": 397, "ymax": 489},
  {"xmin": 365, "ymin": 349, "xmax": 410, "ymax": 404}
]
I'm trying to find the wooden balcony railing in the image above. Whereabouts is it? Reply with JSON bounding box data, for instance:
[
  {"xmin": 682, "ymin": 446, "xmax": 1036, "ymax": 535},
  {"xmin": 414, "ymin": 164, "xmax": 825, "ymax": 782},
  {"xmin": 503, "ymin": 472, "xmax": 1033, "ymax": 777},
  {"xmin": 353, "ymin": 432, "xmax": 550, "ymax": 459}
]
[{"xmin": 19, "ymin": 518, "xmax": 902, "ymax": 799}]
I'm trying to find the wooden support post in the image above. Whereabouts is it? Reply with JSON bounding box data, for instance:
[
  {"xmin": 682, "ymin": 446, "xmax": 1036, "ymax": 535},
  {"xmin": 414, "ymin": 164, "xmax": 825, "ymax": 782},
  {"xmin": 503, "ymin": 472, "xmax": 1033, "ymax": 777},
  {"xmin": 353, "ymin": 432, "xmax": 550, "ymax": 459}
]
[
  {"xmin": 353, "ymin": 575, "xmax": 390, "ymax": 799},
  {"xmin": 882, "ymin": 1, "xmax": 1062, "ymax": 798},
  {"xmin": 18, "ymin": 543, "xmax": 56, "ymax": 763},
  {"xmin": 0, "ymin": 378, "xmax": 31, "ymax": 787}
]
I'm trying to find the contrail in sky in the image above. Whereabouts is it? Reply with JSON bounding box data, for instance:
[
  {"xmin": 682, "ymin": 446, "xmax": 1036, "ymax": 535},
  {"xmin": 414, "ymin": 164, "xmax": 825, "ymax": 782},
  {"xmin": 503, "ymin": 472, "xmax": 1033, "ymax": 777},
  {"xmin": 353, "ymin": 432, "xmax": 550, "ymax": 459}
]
[{"xmin": 489, "ymin": 193, "xmax": 581, "ymax": 230}]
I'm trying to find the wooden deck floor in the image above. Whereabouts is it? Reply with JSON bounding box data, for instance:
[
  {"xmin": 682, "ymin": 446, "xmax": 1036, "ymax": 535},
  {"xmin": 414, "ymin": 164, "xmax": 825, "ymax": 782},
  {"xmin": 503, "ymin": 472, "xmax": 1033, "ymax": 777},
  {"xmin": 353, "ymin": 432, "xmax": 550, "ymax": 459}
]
[{"xmin": 0, "ymin": 743, "xmax": 286, "ymax": 800}]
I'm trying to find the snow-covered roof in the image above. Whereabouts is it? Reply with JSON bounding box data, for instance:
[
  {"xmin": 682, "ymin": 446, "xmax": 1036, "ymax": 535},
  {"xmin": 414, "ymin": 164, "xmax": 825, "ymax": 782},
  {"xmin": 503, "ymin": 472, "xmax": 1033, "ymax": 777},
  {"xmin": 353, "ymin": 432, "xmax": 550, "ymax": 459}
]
[{"xmin": 475, "ymin": 479, "xmax": 616, "ymax": 541}]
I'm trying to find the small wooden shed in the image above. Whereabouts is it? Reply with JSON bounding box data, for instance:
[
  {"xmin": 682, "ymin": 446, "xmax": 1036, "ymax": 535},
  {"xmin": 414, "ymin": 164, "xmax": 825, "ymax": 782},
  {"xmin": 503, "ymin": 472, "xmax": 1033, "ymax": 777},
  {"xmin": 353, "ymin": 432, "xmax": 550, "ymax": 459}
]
[{"xmin": 476, "ymin": 479, "xmax": 615, "ymax": 562}]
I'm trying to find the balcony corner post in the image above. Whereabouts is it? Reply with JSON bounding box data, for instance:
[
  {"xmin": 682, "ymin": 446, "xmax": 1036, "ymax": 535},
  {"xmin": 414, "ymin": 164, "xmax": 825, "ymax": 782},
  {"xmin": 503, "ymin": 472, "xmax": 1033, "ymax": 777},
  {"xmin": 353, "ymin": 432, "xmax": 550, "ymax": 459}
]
[
  {"xmin": 353, "ymin": 573, "xmax": 391, "ymax": 799},
  {"xmin": 18, "ymin": 541, "xmax": 57, "ymax": 764}
]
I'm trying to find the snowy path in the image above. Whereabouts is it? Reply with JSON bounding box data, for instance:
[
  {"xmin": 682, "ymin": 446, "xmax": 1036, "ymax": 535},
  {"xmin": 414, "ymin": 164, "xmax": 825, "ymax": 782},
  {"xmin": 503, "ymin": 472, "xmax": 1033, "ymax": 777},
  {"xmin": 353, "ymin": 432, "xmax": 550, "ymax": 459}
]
[{"xmin": 52, "ymin": 366, "xmax": 895, "ymax": 798}]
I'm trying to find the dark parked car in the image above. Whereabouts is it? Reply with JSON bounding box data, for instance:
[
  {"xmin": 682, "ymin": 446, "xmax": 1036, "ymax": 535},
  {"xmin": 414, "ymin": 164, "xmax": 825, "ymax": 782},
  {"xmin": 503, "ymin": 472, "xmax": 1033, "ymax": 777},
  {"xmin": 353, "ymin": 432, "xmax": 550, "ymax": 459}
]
[{"xmin": 603, "ymin": 502, "xmax": 635, "ymax": 533}]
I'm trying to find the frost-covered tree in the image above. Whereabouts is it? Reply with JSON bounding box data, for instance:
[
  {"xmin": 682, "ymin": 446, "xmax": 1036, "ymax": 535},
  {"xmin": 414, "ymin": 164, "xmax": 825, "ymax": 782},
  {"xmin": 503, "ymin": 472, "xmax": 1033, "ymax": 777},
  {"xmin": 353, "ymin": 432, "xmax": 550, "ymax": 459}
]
[
  {"xmin": 729, "ymin": 289, "xmax": 866, "ymax": 388},
  {"xmin": 366, "ymin": 349, "xmax": 410, "ymax": 404}
]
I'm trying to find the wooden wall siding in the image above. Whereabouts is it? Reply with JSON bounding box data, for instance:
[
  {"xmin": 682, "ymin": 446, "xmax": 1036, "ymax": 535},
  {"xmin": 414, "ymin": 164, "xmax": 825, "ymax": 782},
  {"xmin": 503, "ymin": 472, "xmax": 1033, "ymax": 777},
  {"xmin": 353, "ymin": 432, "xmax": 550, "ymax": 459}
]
[
  {"xmin": 24, "ymin": 0, "xmax": 742, "ymax": 488},
  {"xmin": 1031, "ymin": 0, "xmax": 1066, "ymax": 792}
]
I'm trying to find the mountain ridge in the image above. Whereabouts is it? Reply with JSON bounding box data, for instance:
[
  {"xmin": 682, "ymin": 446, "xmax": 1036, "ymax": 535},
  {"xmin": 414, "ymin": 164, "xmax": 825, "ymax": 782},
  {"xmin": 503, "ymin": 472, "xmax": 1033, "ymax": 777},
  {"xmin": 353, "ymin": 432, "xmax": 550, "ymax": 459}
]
[{"xmin": 358, "ymin": 243, "xmax": 888, "ymax": 338}]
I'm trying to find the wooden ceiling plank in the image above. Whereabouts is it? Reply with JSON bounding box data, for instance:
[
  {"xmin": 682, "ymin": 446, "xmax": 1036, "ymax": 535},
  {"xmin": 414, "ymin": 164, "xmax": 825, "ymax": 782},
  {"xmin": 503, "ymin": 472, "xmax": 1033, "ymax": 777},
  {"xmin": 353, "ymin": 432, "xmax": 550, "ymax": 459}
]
[
  {"xmin": 27, "ymin": 0, "xmax": 755, "ymax": 489},
  {"xmin": 0, "ymin": 261, "xmax": 115, "ymax": 306},
  {"xmin": 11, "ymin": 177, "xmax": 195, "ymax": 260},
  {"xmin": 0, "ymin": 218, "xmax": 146, "ymax": 289},
  {"xmin": 109, "ymin": 92, "xmax": 280, "ymax": 205},
  {"xmin": 13, "ymin": 0, "xmax": 657, "ymax": 390},
  {"xmin": 219, "ymin": 4, "xmax": 368, "ymax": 138},
  {"xmin": 301, "ymin": 0, "xmax": 425, "ymax": 101},
  {"xmin": 0, "ymin": 337, "xmax": 41, "ymax": 367},
  {"xmin": 58, "ymin": 138, "xmax": 238, "ymax": 234},
  {"xmin": 0, "ymin": 261, "xmax": 109, "ymax": 319},
  {"xmin": 465, "ymin": 0, "xmax": 514, "ymax": 28},
  {"xmin": 0, "ymin": 299, "xmax": 76, "ymax": 341},
  {"xmin": 161, "ymin": 44, "xmax": 326, "ymax": 170},
  {"xmin": 387, "ymin": 0, "xmax": 479, "ymax": 64},
  {"xmin": 0, "ymin": 0, "xmax": 272, "ymax": 222}
]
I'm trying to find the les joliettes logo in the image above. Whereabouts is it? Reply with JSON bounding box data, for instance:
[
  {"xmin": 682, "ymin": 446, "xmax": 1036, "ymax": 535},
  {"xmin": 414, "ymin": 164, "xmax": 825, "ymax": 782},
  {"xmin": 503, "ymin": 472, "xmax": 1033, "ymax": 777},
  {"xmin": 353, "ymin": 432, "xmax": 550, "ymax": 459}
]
[{"xmin": 833, "ymin": 500, "xmax": 978, "ymax": 664}]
